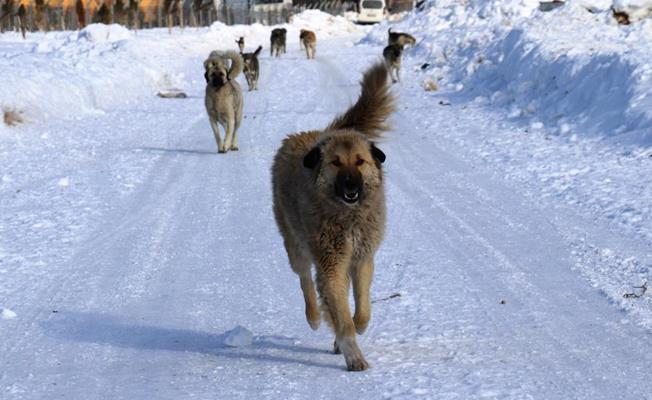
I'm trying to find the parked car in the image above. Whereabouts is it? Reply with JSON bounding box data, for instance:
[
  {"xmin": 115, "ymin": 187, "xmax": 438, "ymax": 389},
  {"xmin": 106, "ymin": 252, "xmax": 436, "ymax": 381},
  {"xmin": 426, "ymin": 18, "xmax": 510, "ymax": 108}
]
[{"xmin": 357, "ymin": 0, "xmax": 386, "ymax": 24}]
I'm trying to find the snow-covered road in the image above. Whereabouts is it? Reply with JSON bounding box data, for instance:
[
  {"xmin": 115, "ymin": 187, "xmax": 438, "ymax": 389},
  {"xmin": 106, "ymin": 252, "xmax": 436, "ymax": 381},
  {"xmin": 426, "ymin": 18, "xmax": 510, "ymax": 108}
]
[{"xmin": 1, "ymin": 32, "xmax": 651, "ymax": 399}]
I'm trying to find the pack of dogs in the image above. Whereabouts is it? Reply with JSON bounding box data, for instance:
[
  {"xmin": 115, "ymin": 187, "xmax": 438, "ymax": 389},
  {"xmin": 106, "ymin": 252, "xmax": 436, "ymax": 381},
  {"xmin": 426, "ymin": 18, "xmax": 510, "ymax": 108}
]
[{"xmin": 201, "ymin": 25, "xmax": 415, "ymax": 371}]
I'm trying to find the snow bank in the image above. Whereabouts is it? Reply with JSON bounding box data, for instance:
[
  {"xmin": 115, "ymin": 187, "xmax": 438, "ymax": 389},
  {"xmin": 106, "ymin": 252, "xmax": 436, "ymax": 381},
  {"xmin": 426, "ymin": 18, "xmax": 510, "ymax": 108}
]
[
  {"xmin": 365, "ymin": 0, "xmax": 652, "ymax": 147},
  {"xmin": 77, "ymin": 24, "xmax": 133, "ymax": 43}
]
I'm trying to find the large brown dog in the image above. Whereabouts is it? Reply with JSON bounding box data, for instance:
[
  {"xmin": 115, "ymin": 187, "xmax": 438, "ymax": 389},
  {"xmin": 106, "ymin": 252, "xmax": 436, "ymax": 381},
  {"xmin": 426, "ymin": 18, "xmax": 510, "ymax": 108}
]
[
  {"xmin": 203, "ymin": 51, "xmax": 243, "ymax": 153},
  {"xmin": 299, "ymin": 29, "xmax": 317, "ymax": 59},
  {"xmin": 272, "ymin": 63, "xmax": 394, "ymax": 371}
]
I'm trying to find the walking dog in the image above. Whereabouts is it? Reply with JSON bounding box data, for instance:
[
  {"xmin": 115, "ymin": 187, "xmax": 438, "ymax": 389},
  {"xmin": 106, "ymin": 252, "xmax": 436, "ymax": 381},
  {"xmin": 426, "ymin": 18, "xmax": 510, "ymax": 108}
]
[
  {"xmin": 235, "ymin": 36, "xmax": 245, "ymax": 53},
  {"xmin": 272, "ymin": 63, "xmax": 395, "ymax": 371},
  {"xmin": 387, "ymin": 27, "xmax": 416, "ymax": 47},
  {"xmin": 299, "ymin": 29, "xmax": 317, "ymax": 59},
  {"xmin": 242, "ymin": 45, "xmax": 262, "ymax": 91},
  {"xmin": 270, "ymin": 28, "xmax": 287, "ymax": 57},
  {"xmin": 203, "ymin": 51, "xmax": 244, "ymax": 153},
  {"xmin": 383, "ymin": 43, "xmax": 404, "ymax": 83}
]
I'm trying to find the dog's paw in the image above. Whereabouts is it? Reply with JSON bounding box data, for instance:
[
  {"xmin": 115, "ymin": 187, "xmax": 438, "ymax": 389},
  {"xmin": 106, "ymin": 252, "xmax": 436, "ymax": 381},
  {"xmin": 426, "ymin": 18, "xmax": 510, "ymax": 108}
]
[
  {"xmin": 230, "ymin": 145, "xmax": 239, "ymax": 151},
  {"xmin": 345, "ymin": 354, "xmax": 369, "ymax": 371},
  {"xmin": 218, "ymin": 148, "xmax": 226, "ymax": 154}
]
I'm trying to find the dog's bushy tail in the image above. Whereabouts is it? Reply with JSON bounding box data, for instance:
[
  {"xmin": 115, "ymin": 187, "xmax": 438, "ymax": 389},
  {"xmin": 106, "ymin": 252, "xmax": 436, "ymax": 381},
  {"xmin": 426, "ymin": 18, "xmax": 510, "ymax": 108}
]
[
  {"xmin": 224, "ymin": 50, "xmax": 243, "ymax": 79},
  {"xmin": 326, "ymin": 62, "xmax": 395, "ymax": 139}
]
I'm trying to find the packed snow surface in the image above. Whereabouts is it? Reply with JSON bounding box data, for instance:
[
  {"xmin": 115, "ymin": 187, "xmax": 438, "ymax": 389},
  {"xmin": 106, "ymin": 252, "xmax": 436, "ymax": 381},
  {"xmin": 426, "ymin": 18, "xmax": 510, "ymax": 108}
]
[{"xmin": 1, "ymin": 5, "xmax": 651, "ymax": 400}]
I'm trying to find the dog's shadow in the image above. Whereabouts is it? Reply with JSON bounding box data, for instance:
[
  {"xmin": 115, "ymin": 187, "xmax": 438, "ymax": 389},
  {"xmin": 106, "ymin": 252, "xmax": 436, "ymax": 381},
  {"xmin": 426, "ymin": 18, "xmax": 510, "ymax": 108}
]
[{"xmin": 40, "ymin": 311, "xmax": 341, "ymax": 370}]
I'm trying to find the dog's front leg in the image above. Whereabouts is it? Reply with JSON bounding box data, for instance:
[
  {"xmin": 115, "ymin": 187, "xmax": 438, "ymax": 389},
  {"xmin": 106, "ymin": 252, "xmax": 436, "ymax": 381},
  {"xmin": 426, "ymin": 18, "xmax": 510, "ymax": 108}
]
[
  {"xmin": 209, "ymin": 118, "xmax": 225, "ymax": 153},
  {"xmin": 352, "ymin": 258, "xmax": 373, "ymax": 334},
  {"xmin": 317, "ymin": 254, "xmax": 369, "ymax": 371}
]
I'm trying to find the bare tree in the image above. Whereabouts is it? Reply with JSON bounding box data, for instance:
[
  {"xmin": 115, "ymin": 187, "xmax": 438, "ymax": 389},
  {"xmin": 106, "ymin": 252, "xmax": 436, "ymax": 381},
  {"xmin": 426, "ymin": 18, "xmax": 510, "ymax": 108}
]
[
  {"xmin": 95, "ymin": 2, "xmax": 111, "ymax": 24},
  {"xmin": 17, "ymin": 3, "xmax": 26, "ymax": 38},
  {"xmin": 34, "ymin": 0, "xmax": 48, "ymax": 31},
  {"xmin": 127, "ymin": 0, "xmax": 139, "ymax": 30},
  {"xmin": 190, "ymin": 0, "xmax": 201, "ymax": 27},
  {"xmin": 0, "ymin": 0, "xmax": 15, "ymax": 33},
  {"xmin": 113, "ymin": 0, "xmax": 126, "ymax": 25},
  {"xmin": 75, "ymin": 0, "xmax": 86, "ymax": 29},
  {"xmin": 165, "ymin": 0, "xmax": 182, "ymax": 33}
]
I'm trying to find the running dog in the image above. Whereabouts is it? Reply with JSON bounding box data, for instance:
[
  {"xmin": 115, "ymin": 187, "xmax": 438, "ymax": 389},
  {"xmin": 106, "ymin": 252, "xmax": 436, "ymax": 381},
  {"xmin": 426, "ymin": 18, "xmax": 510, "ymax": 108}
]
[
  {"xmin": 299, "ymin": 29, "xmax": 317, "ymax": 59},
  {"xmin": 387, "ymin": 27, "xmax": 416, "ymax": 47},
  {"xmin": 235, "ymin": 36, "xmax": 245, "ymax": 53},
  {"xmin": 272, "ymin": 63, "xmax": 395, "ymax": 371},
  {"xmin": 203, "ymin": 50, "xmax": 244, "ymax": 153},
  {"xmin": 270, "ymin": 28, "xmax": 287, "ymax": 57},
  {"xmin": 383, "ymin": 43, "xmax": 403, "ymax": 83},
  {"xmin": 242, "ymin": 45, "xmax": 262, "ymax": 91}
]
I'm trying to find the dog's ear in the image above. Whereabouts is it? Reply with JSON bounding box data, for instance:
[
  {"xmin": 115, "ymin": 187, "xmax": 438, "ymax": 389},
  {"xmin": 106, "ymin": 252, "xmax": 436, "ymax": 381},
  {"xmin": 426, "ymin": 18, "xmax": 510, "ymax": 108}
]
[
  {"xmin": 303, "ymin": 146, "xmax": 322, "ymax": 169},
  {"xmin": 204, "ymin": 70, "xmax": 210, "ymax": 83},
  {"xmin": 370, "ymin": 143, "xmax": 386, "ymax": 164}
]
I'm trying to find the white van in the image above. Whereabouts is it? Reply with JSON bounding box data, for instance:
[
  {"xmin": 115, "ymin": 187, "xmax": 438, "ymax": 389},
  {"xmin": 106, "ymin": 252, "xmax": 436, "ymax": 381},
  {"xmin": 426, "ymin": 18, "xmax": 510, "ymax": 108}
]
[{"xmin": 357, "ymin": 0, "xmax": 386, "ymax": 24}]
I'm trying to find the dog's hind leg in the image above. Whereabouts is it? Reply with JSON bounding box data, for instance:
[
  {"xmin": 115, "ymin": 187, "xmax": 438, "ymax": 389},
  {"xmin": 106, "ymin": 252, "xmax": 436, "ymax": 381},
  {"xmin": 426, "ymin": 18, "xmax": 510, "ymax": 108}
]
[
  {"xmin": 317, "ymin": 260, "xmax": 369, "ymax": 371},
  {"xmin": 209, "ymin": 118, "xmax": 225, "ymax": 153},
  {"xmin": 352, "ymin": 258, "xmax": 373, "ymax": 334}
]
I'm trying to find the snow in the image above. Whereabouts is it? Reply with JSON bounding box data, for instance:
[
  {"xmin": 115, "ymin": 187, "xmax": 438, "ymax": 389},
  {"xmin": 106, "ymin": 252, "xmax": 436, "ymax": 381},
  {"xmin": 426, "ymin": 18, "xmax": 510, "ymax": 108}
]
[
  {"xmin": 1, "ymin": 4, "xmax": 651, "ymax": 399},
  {"xmin": 1, "ymin": 308, "xmax": 17, "ymax": 319},
  {"xmin": 223, "ymin": 325, "xmax": 253, "ymax": 347}
]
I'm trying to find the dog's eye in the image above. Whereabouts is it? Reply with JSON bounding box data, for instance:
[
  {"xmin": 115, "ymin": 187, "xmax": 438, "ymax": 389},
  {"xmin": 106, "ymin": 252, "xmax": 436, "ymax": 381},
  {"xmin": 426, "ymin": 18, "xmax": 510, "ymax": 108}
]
[
  {"xmin": 356, "ymin": 159, "xmax": 365, "ymax": 166},
  {"xmin": 332, "ymin": 159, "xmax": 342, "ymax": 167}
]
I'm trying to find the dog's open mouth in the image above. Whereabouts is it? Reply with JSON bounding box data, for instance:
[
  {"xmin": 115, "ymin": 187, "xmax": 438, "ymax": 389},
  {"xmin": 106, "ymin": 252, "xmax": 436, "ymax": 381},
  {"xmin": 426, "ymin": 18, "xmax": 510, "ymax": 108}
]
[{"xmin": 342, "ymin": 191, "xmax": 359, "ymax": 204}]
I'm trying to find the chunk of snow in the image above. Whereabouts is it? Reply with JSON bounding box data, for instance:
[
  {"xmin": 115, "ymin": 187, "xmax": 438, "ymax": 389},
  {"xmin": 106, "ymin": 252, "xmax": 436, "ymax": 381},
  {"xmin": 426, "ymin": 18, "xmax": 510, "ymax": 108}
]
[
  {"xmin": 223, "ymin": 325, "xmax": 252, "ymax": 347},
  {"xmin": 1, "ymin": 308, "xmax": 17, "ymax": 319},
  {"xmin": 58, "ymin": 177, "xmax": 70, "ymax": 187}
]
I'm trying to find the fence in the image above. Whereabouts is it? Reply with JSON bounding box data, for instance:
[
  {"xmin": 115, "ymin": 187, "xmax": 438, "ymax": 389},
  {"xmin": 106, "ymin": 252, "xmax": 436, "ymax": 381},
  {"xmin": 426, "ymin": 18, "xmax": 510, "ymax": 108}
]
[{"xmin": 0, "ymin": 0, "xmax": 411, "ymax": 34}]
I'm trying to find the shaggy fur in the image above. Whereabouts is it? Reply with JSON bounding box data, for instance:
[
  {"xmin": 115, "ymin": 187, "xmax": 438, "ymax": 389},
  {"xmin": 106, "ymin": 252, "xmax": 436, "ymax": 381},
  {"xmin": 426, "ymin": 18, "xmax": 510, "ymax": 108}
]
[
  {"xmin": 299, "ymin": 29, "xmax": 317, "ymax": 59},
  {"xmin": 383, "ymin": 43, "xmax": 404, "ymax": 83},
  {"xmin": 203, "ymin": 50, "xmax": 244, "ymax": 153},
  {"xmin": 387, "ymin": 27, "xmax": 416, "ymax": 47},
  {"xmin": 270, "ymin": 28, "xmax": 287, "ymax": 57},
  {"xmin": 242, "ymin": 45, "xmax": 262, "ymax": 91},
  {"xmin": 272, "ymin": 63, "xmax": 395, "ymax": 371}
]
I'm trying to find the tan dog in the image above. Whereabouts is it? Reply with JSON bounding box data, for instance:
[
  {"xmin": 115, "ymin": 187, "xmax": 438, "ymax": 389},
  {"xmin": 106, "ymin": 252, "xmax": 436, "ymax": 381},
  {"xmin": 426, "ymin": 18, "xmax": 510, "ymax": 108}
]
[
  {"xmin": 383, "ymin": 43, "xmax": 404, "ymax": 83},
  {"xmin": 299, "ymin": 29, "xmax": 317, "ymax": 59},
  {"xmin": 388, "ymin": 28, "xmax": 416, "ymax": 47},
  {"xmin": 272, "ymin": 63, "xmax": 395, "ymax": 371},
  {"xmin": 203, "ymin": 50, "xmax": 244, "ymax": 153}
]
